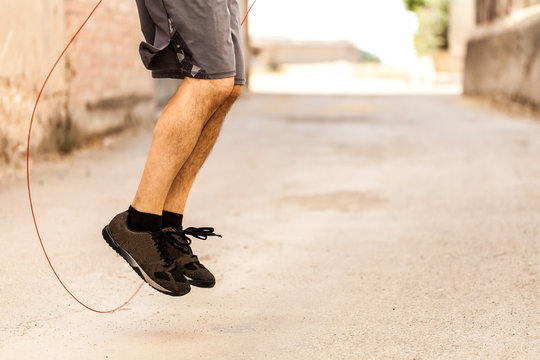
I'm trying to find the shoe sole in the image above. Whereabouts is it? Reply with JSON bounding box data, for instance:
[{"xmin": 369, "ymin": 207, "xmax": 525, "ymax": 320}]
[{"xmin": 102, "ymin": 226, "xmax": 190, "ymax": 297}]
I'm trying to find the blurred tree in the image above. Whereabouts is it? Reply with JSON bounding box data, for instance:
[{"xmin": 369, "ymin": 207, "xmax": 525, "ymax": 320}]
[
  {"xmin": 404, "ymin": 0, "xmax": 427, "ymax": 11},
  {"xmin": 404, "ymin": 0, "xmax": 449, "ymax": 54},
  {"xmin": 359, "ymin": 50, "xmax": 381, "ymax": 63}
]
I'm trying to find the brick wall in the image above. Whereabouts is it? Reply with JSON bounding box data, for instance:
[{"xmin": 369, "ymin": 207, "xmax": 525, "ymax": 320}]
[
  {"xmin": 476, "ymin": 0, "xmax": 540, "ymax": 23},
  {"xmin": 64, "ymin": 0, "xmax": 155, "ymax": 141},
  {"xmin": 0, "ymin": 0, "xmax": 155, "ymax": 167}
]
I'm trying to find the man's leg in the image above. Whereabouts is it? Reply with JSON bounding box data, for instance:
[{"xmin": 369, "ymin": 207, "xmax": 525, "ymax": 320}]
[
  {"xmin": 101, "ymin": 78, "xmax": 234, "ymax": 297},
  {"xmin": 162, "ymin": 85, "xmax": 243, "ymax": 214},
  {"xmin": 131, "ymin": 77, "xmax": 235, "ymax": 215}
]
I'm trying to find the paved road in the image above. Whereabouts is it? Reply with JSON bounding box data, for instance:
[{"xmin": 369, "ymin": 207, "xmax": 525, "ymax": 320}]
[{"xmin": 1, "ymin": 93, "xmax": 539, "ymax": 359}]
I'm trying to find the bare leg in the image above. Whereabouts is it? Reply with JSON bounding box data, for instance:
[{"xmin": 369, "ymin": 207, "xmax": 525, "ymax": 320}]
[
  {"xmin": 131, "ymin": 77, "xmax": 235, "ymax": 215},
  {"xmin": 162, "ymin": 85, "xmax": 244, "ymax": 214}
]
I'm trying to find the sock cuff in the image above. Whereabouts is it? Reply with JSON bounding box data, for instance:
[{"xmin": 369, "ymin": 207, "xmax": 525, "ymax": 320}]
[
  {"xmin": 162, "ymin": 210, "xmax": 183, "ymax": 228},
  {"xmin": 127, "ymin": 205, "xmax": 162, "ymax": 232}
]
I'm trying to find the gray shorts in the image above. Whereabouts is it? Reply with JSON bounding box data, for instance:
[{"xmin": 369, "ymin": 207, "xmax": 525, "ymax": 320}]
[{"xmin": 135, "ymin": 0, "xmax": 245, "ymax": 85}]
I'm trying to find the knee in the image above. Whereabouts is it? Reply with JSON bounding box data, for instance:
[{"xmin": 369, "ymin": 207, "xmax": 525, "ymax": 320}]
[
  {"xmin": 183, "ymin": 77, "xmax": 234, "ymax": 107},
  {"xmin": 205, "ymin": 77, "xmax": 235, "ymax": 104}
]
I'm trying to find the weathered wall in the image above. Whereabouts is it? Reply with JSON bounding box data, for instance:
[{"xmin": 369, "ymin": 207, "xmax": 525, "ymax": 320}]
[
  {"xmin": 476, "ymin": 0, "xmax": 540, "ymax": 23},
  {"xmin": 0, "ymin": 0, "xmax": 68, "ymax": 162},
  {"xmin": 464, "ymin": 3, "xmax": 540, "ymax": 109},
  {"xmin": 0, "ymin": 0, "xmax": 155, "ymax": 166}
]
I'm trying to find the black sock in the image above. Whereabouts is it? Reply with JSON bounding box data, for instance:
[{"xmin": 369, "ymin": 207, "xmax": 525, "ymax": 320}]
[
  {"xmin": 127, "ymin": 205, "xmax": 162, "ymax": 232},
  {"xmin": 162, "ymin": 210, "xmax": 183, "ymax": 229}
]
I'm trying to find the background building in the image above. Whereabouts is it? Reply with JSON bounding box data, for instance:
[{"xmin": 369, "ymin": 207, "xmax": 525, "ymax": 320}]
[
  {"xmin": 463, "ymin": 0, "xmax": 540, "ymax": 109},
  {"xmin": 449, "ymin": 0, "xmax": 477, "ymax": 72}
]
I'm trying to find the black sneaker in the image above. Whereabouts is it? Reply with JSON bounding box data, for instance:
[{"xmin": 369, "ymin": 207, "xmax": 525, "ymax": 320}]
[
  {"xmin": 102, "ymin": 211, "xmax": 191, "ymax": 296},
  {"xmin": 162, "ymin": 226, "xmax": 221, "ymax": 288}
]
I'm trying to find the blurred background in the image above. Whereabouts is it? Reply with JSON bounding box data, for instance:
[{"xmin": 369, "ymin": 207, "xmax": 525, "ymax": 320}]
[
  {"xmin": 1, "ymin": 1, "xmax": 539, "ymax": 358},
  {"xmin": 0, "ymin": 0, "xmax": 538, "ymax": 165}
]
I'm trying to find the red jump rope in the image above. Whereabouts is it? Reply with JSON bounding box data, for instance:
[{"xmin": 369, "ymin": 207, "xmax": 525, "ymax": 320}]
[{"xmin": 27, "ymin": 0, "xmax": 257, "ymax": 314}]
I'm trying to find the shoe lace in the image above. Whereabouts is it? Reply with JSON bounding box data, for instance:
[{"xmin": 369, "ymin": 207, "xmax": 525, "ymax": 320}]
[
  {"xmin": 150, "ymin": 230, "xmax": 174, "ymax": 266},
  {"xmin": 164, "ymin": 227, "xmax": 222, "ymax": 255}
]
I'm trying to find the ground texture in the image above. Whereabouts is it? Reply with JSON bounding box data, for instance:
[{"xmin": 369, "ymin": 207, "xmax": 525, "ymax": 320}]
[{"xmin": 1, "ymin": 93, "xmax": 539, "ymax": 359}]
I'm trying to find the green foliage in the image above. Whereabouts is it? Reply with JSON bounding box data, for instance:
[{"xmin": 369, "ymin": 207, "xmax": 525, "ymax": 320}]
[
  {"xmin": 359, "ymin": 51, "xmax": 381, "ymax": 63},
  {"xmin": 404, "ymin": 0, "xmax": 427, "ymax": 11},
  {"xmin": 405, "ymin": 0, "xmax": 449, "ymax": 54}
]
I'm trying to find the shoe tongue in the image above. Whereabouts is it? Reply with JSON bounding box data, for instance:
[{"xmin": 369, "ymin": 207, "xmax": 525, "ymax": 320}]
[
  {"xmin": 162, "ymin": 225, "xmax": 181, "ymax": 232},
  {"xmin": 163, "ymin": 226, "xmax": 193, "ymax": 254}
]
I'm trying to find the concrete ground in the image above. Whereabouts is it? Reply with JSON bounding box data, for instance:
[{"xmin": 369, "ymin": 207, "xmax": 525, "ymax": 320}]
[{"xmin": 0, "ymin": 92, "xmax": 539, "ymax": 359}]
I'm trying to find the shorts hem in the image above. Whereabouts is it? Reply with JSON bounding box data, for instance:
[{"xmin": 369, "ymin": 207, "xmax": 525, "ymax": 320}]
[{"xmin": 152, "ymin": 70, "xmax": 236, "ymax": 80}]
